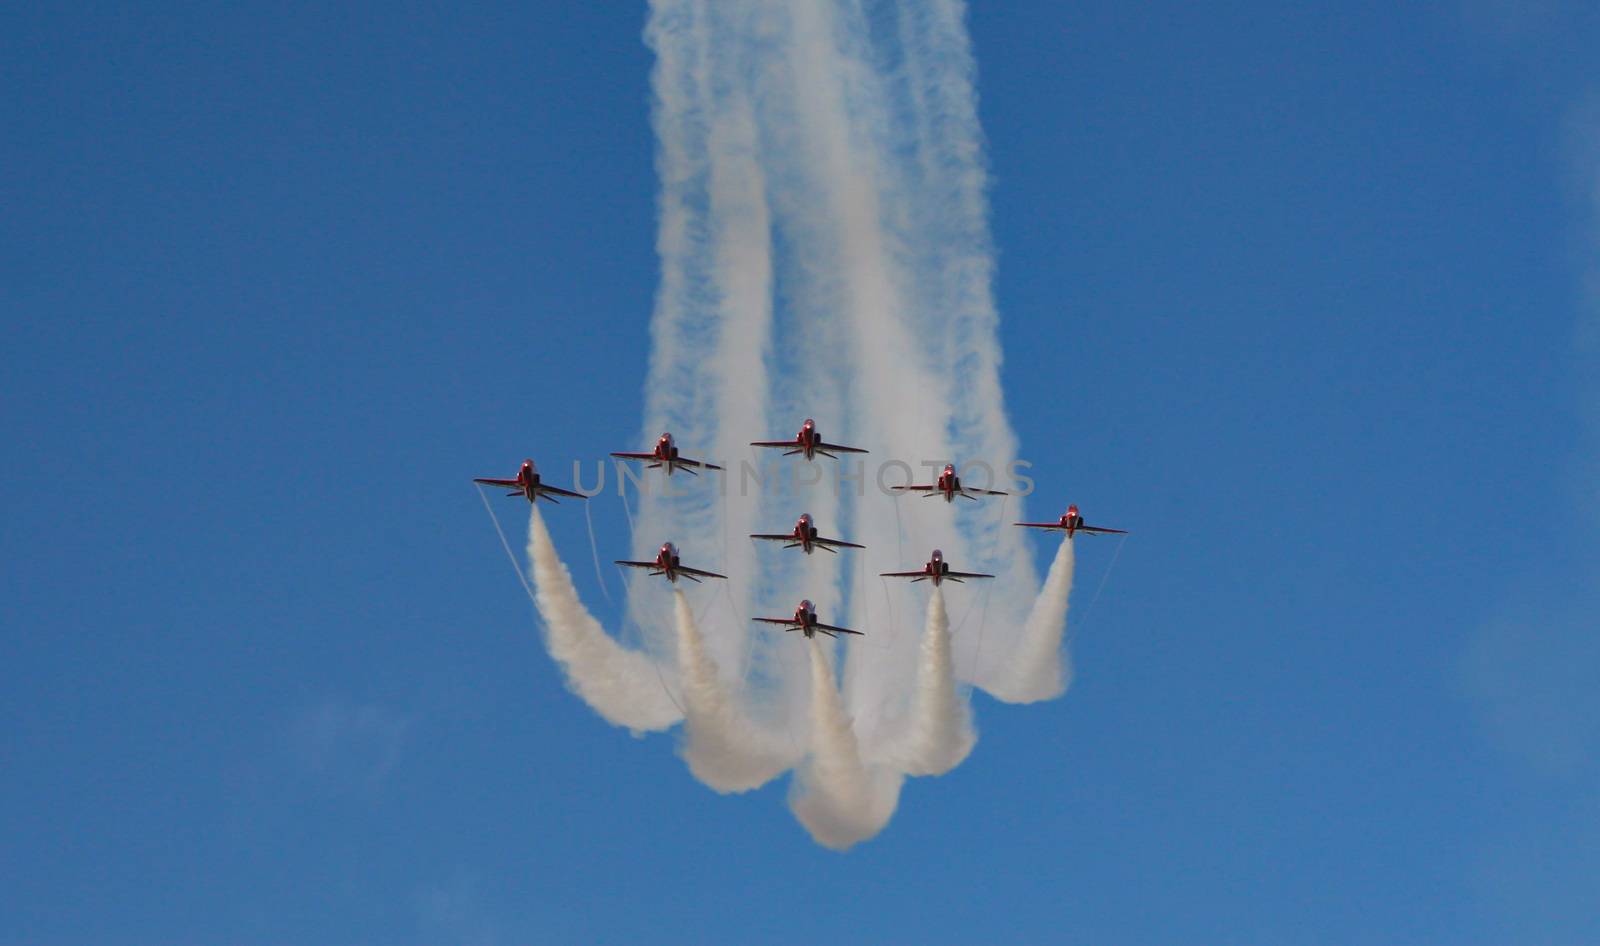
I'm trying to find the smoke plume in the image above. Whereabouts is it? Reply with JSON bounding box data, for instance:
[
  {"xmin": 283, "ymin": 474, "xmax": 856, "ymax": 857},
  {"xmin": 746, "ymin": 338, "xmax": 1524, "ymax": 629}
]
[
  {"xmin": 504, "ymin": 0, "xmax": 1105, "ymax": 848},
  {"xmin": 988, "ymin": 537, "xmax": 1076, "ymax": 704},
  {"xmin": 525, "ymin": 507, "xmax": 682, "ymax": 733},
  {"xmin": 788, "ymin": 637, "xmax": 903, "ymax": 850},
  {"xmin": 673, "ymin": 590, "xmax": 799, "ymax": 791},
  {"xmin": 898, "ymin": 586, "xmax": 977, "ymax": 775}
]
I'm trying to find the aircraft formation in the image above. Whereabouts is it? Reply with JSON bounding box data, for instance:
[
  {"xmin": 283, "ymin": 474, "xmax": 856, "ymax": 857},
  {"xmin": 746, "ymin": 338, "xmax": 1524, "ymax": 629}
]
[{"xmin": 475, "ymin": 417, "xmax": 1125, "ymax": 640}]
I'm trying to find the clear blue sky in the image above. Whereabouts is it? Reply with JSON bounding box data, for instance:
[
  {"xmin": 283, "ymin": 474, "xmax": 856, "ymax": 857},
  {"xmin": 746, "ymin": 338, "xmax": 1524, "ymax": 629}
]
[{"xmin": 4, "ymin": 2, "xmax": 1597, "ymax": 943}]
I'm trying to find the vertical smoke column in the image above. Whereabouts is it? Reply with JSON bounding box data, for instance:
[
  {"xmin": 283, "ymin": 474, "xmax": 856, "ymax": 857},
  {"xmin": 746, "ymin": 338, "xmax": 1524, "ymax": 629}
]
[
  {"xmin": 988, "ymin": 536, "xmax": 1075, "ymax": 704},
  {"xmin": 740, "ymin": 0, "xmax": 856, "ymax": 682},
  {"xmin": 624, "ymin": 0, "xmax": 1078, "ymax": 846},
  {"xmin": 899, "ymin": 586, "xmax": 976, "ymax": 775},
  {"xmin": 761, "ymin": 0, "xmax": 953, "ymax": 756},
  {"xmin": 525, "ymin": 507, "xmax": 683, "ymax": 732},
  {"xmin": 789, "ymin": 637, "xmax": 904, "ymax": 850},
  {"xmin": 890, "ymin": 0, "xmax": 1042, "ymax": 689},
  {"xmin": 638, "ymin": 0, "xmax": 779, "ymax": 684},
  {"xmin": 673, "ymin": 590, "xmax": 798, "ymax": 791}
]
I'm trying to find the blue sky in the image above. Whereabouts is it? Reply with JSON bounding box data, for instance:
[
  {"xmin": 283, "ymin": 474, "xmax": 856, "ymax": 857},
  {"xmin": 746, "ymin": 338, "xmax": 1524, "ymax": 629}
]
[{"xmin": 4, "ymin": 2, "xmax": 1598, "ymax": 944}]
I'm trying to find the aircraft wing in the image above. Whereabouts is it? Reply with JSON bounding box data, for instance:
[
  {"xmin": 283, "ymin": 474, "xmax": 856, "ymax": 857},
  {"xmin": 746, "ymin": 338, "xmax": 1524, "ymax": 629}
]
[
  {"xmin": 879, "ymin": 570, "xmax": 929, "ymax": 579},
  {"xmin": 539, "ymin": 484, "xmax": 589, "ymax": 500},
  {"xmin": 678, "ymin": 565, "xmax": 728, "ymax": 580},
  {"xmin": 614, "ymin": 560, "xmax": 659, "ymax": 570},
  {"xmin": 749, "ymin": 533, "xmax": 797, "ymax": 543},
  {"xmin": 890, "ymin": 484, "xmax": 936, "ymax": 492},
  {"xmin": 1079, "ymin": 525, "xmax": 1128, "ymax": 535},
  {"xmin": 473, "ymin": 478, "xmax": 520, "ymax": 487},
  {"xmin": 945, "ymin": 570, "xmax": 996, "ymax": 580},
  {"xmin": 675, "ymin": 457, "xmax": 724, "ymax": 471},
  {"xmin": 610, "ymin": 451, "xmax": 657, "ymax": 461},
  {"xmin": 815, "ymin": 623, "xmax": 863, "ymax": 636},
  {"xmin": 749, "ymin": 440, "xmax": 798, "ymax": 449},
  {"xmin": 1013, "ymin": 521, "xmax": 1065, "ymax": 530},
  {"xmin": 752, "ymin": 617, "xmax": 799, "ymax": 628},
  {"xmin": 969, "ymin": 488, "xmax": 1010, "ymax": 496},
  {"xmin": 817, "ymin": 441, "xmax": 868, "ymax": 454},
  {"xmin": 815, "ymin": 536, "xmax": 865, "ymax": 550}
]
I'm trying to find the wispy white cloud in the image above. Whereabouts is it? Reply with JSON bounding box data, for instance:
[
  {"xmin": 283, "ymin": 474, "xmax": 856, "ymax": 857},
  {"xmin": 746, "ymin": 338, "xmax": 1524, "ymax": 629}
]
[
  {"xmin": 1562, "ymin": 95, "xmax": 1600, "ymax": 521},
  {"xmin": 285, "ymin": 698, "xmax": 409, "ymax": 793},
  {"xmin": 415, "ymin": 872, "xmax": 502, "ymax": 946},
  {"xmin": 1462, "ymin": 591, "xmax": 1600, "ymax": 779},
  {"xmin": 1464, "ymin": 82, "xmax": 1600, "ymax": 780},
  {"xmin": 1456, "ymin": 13, "xmax": 1600, "ymax": 937}
]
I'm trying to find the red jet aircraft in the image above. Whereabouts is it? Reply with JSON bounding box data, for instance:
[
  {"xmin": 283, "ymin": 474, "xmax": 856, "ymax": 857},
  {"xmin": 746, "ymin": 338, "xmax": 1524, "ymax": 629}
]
[
  {"xmin": 611, "ymin": 432, "xmax": 723, "ymax": 475},
  {"xmin": 749, "ymin": 513, "xmax": 864, "ymax": 554},
  {"xmin": 752, "ymin": 599, "xmax": 862, "ymax": 638},
  {"xmin": 750, "ymin": 418, "xmax": 868, "ymax": 461},
  {"xmin": 891, "ymin": 463, "xmax": 1009, "ymax": 503},
  {"xmin": 473, "ymin": 459, "xmax": 587, "ymax": 504},
  {"xmin": 880, "ymin": 549, "xmax": 995, "ymax": 586},
  {"xmin": 615, "ymin": 542, "xmax": 727, "ymax": 584},
  {"xmin": 1014, "ymin": 504, "xmax": 1127, "ymax": 538}
]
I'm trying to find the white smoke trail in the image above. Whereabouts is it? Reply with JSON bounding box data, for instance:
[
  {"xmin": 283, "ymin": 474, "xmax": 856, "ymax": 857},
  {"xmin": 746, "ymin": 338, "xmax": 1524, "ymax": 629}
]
[
  {"xmin": 673, "ymin": 589, "xmax": 798, "ymax": 791},
  {"xmin": 525, "ymin": 507, "xmax": 683, "ymax": 733},
  {"xmin": 898, "ymin": 586, "xmax": 976, "ymax": 775},
  {"xmin": 719, "ymin": 0, "xmax": 1041, "ymax": 750},
  {"xmin": 732, "ymin": 0, "xmax": 855, "ymax": 717},
  {"xmin": 747, "ymin": 0, "xmax": 950, "ymax": 757},
  {"xmin": 988, "ymin": 536, "xmax": 1076, "ymax": 704},
  {"xmin": 891, "ymin": 0, "xmax": 1041, "ymax": 688},
  {"xmin": 507, "ymin": 0, "xmax": 1088, "ymax": 848},
  {"xmin": 789, "ymin": 637, "xmax": 903, "ymax": 851},
  {"xmin": 638, "ymin": 0, "xmax": 816, "ymax": 722}
]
